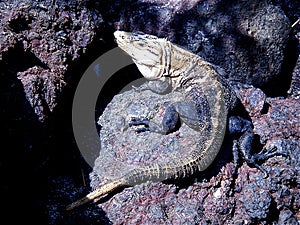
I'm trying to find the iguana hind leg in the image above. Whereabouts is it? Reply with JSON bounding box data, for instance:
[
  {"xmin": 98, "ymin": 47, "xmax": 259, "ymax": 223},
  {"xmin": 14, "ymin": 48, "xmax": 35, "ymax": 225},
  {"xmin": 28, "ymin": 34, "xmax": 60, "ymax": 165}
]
[{"xmin": 229, "ymin": 116, "xmax": 289, "ymax": 178}]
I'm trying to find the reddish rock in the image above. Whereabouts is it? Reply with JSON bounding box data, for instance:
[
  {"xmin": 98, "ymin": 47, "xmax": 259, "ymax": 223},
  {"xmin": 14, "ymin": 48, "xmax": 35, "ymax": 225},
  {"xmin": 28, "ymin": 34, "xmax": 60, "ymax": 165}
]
[
  {"xmin": 0, "ymin": 0, "xmax": 103, "ymax": 120},
  {"xmin": 100, "ymin": 0, "xmax": 291, "ymax": 88},
  {"xmin": 0, "ymin": 0, "xmax": 299, "ymax": 224},
  {"xmin": 90, "ymin": 84, "xmax": 299, "ymax": 224}
]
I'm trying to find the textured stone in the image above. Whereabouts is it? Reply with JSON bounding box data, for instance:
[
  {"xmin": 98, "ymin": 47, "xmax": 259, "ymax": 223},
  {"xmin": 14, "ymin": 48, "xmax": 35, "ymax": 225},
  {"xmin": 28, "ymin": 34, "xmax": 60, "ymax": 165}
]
[
  {"xmin": 98, "ymin": 0, "xmax": 291, "ymax": 87},
  {"xmin": 0, "ymin": 0, "xmax": 103, "ymax": 120},
  {"xmin": 239, "ymin": 183, "xmax": 272, "ymax": 220},
  {"xmin": 288, "ymin": 51, "xmax": 300, "ymax": 98},
  {"xmin": 90, "ymin": 84, "xmax": 299, "ymax": 224},
  {"xmin": 92, "ymin": 87, "xmax": 196, "ymax": 186},
  {"xmin": 1, "ymin": 0, "xmax": 299, "ymax": 224}
]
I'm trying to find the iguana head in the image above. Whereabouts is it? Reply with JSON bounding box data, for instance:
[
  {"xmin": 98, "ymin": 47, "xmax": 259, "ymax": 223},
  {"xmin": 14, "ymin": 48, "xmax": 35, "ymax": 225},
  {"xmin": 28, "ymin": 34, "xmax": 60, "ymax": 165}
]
[{"xmin": 114, "ymin": 31, "xmax": 170, "ymax": 80}]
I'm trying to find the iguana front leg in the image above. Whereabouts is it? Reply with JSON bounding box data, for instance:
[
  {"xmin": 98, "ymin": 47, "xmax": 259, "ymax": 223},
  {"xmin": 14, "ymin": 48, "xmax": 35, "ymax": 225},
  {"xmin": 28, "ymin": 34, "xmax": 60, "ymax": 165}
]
[
  {"xmin": 130, "ymin": 100, "xmax": 207, "ymax": 134},
  {"xmin": 129, "ymin": 103, "xmax": 180, "ymax": 134},
  {"xmin": 130, "ymin": 84, "xmax": 211, "ymax": 134}
]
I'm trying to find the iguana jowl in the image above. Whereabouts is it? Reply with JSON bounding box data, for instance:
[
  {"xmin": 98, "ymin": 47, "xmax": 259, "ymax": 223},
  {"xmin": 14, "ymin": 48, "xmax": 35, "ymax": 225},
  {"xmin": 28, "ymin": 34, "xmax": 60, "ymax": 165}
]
[{"xmin": 66, "ymin": 31, "xmax": 285, "ymax": 210}]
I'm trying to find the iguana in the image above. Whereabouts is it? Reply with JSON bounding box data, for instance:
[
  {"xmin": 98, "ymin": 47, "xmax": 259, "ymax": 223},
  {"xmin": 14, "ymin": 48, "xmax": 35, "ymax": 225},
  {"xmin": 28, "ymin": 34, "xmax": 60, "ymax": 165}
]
[{"xmin": 66, "ymin": 31, "xmax": 286, "ymax": 210}]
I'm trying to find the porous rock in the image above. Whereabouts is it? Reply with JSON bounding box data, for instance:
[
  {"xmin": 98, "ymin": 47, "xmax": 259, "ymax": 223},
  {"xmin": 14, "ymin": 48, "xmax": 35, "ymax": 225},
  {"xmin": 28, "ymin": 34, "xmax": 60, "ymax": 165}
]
[
  {"xmin": 97, "ymin": 0, "xmax": 291, "ymax": 87},
  {"xmin": 288, "ymin": 32, "xmax": 300, "ymax": 98},
  {"xmin": 93, "ymin": 87, "xmax": 195, "ymax": 185},
  {"xmin": 0, "ymin": 0, "xmax": 103, "ymax": 121},
  {"xmin": 91, "ymin": 84, "xmax": 300, "ymax": 224}
]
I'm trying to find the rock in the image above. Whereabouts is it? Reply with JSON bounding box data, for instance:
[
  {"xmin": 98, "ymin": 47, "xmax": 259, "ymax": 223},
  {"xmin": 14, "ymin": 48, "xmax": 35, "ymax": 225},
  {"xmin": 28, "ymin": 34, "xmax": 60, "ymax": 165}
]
[
  {"xmin": 1, "ymin": 0, "xmax": 299, "ymax": 224},
  {"xmin": 235, "ymin": 84, "xmax": 299, "ymax": 142},
  {"xmin": 288, "ymin": 33, "xmax": 300, "ymax": 98},
  {"xmin": 234, "ymin": 84, "xmax": 267, "ymax": 117},
  {"xmin": 239, "ymin": 183, "xmax": 272, "ymax": 220},
  {"xmin": 271, "ymin": 0, "xmax": 300, "ymax": 25},
  {"xmin": 278, "ymin": 210, "xmax": 299, "ymax": 225},
  {"xmin": 183, "ymin": 0, "xmax": 291, "ymax": 87},
  {"xmin": 17, "ymin": 66, "xmax": 66, "ymax": 121},
  {"xmin": 90, "ymin": 83, "xmax": 299, "ymax": 224},
  {"xmin": 0, "ymin": 0, "xmax": 105, "ymax": 224},
  {"xmin": 235, "ymin": 85, "xmax": 300, "ymax": 224},
  {"xmin": 288, "ymin": 57, "xmax": 300, "ymax": 98},
  {"xmin": 253, "ymin": 97, "xmax": 299, "ymax": 144},
  {"xmin": 93, "ymin": 87, "xmax": 197, "ymax": 185},
  {"xmin": 0, "ymin": 0, "xmax": 103, "ymax": 121},
  {"xmin": 97, "ymin": 0, "xmax": 291, "ymax": 88},
  {"xmin": 46, "ymin": 176, "xmax": 109, "ymax": 225}
]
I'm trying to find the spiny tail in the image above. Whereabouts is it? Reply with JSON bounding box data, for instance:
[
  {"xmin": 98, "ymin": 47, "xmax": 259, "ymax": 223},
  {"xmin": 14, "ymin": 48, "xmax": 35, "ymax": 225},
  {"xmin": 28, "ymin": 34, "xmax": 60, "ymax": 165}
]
[{"xmin": 66, "ymin": 178, "xmax": 125, "ymax": 211}]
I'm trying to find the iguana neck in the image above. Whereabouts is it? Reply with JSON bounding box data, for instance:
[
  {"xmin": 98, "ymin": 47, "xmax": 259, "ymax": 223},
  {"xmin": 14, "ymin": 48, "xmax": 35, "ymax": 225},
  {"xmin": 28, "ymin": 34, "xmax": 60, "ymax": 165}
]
[{"xmin": 167, "ymin": 42, "xmax": 203, "ymax": 88}]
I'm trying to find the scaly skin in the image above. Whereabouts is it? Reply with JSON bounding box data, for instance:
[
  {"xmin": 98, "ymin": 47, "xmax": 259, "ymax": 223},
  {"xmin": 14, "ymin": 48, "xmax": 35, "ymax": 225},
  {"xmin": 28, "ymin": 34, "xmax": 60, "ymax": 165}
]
[{"xmin": 67, "ymin": 31, "xmax": 283, "ymax": 211}]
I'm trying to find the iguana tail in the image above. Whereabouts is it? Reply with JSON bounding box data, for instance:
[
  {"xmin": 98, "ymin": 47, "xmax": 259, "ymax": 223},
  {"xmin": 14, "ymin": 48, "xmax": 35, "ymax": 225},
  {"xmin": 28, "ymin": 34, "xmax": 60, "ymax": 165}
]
[{"xmin": 66, "ymin": 178, "xmax": 125, "ymax": 211}]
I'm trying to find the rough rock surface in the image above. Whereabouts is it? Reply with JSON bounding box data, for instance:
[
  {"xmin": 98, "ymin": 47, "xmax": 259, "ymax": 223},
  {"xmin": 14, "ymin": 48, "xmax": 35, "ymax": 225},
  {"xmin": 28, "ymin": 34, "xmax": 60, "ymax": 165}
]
[
  {"xmin": 0, "ymin": 0, "xmax": 103, "ymax": 121},
  {"xmin": 0, "ymin": 0, "xmax": 105, "ymax": 224},
  {"xmin": 288, "ymin": 32, "xmax": 300, "ymax": 98},
  {"xmin": 288, "ymin": 55, "xmax": 300, "ymax": 98},
  {"xmin": 46, "ymin": 176, "xmax": 109, "ymax": 225},
  {"xmin": 0, "ymin": 0, "xmax": 299, "ymax": 224},
  {"xmin": 92, "ymin": 87, "xmax": 198, "ymax": 185},
  {"xmin": 96, "ymin": 0, "xmax": 291, "ymax": 88},
  {"xmin": 90, "ymin": 83, "xmax": 299, "ymax": 224}
]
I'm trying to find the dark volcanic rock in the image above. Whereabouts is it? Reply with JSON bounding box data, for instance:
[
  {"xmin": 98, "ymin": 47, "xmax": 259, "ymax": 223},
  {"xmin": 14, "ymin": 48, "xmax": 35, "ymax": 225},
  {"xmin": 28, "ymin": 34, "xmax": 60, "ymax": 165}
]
[
  {"xmin": 0, "ymin": 0, "xmax": 105, "ymax": 224},
  {"xmin": 1, "ymin": 0, "xmax": 299, "ymax": 224},
  {"xmin": 288, "ymin": 54, "xmax": 300, "ymax": 98},
  {"xmin": 17, "ymin": 66, "xmax": 66, "ymax": 120},
  {"xmin": 184, "ymin": 0, "xmax": 291, "ymax": 88},
  {"xmin": 0, "ymin": 0, "xmax": 103, "ymax": 121},
  {"xmin": 234, "ymin": 84, "xmax": 267, "ymax": 117},
  {"xmin": 46, "ymin": 176, "xmax": 108, "ymax": 225},
  {"xmin": 253, "ymin": 97, "xmax": 299, "ymax": 143},
  {"xmin": 93, "ymin": 87, "xmax": 196, "ymax": 185},
  {"xmin": 235, "ymin": 84, "xmax": 299, "ymax": 144},
  {"xmin": 91, "ymin": 83, "xmax": 300, "ymax": 224},
  {"xmin": 288, "ymin": 31, "xmax": 300, "ymax": 98},
  {"xmin": 97, "ymin": 0, "xmax": 291, "ymax": 88},
  {"xmin": 239, "ymin": 183, "xmax": 272, "ymax": 220},
  {"xmin": 235, "ymin": 85, "xmax": 300, "ymax": 223}
]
